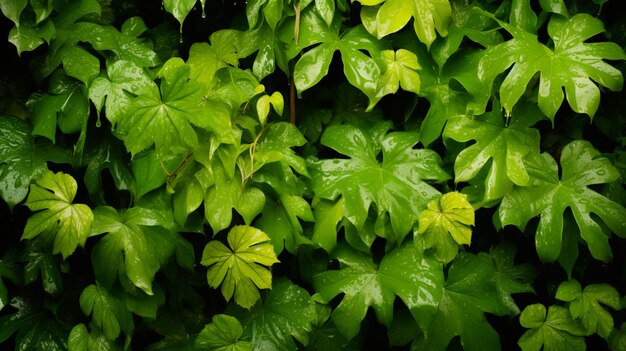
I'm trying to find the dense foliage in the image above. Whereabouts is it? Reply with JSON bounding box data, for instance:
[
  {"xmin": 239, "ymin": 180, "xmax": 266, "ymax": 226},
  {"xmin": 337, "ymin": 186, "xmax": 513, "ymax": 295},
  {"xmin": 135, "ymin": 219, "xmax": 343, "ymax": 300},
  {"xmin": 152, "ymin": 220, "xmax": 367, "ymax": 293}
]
[{"xmin": 1, "ymin": 0, "xmax": 626, "ymax": 350}]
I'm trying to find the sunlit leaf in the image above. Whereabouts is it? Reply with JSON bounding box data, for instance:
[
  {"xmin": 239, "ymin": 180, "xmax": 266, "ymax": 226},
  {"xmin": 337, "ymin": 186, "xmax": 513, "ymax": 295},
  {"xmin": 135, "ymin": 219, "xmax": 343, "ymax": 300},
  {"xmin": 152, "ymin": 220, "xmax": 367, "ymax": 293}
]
[{"xmin": 200, "ymin": 225, "xmax": 280, "ymax": 309}]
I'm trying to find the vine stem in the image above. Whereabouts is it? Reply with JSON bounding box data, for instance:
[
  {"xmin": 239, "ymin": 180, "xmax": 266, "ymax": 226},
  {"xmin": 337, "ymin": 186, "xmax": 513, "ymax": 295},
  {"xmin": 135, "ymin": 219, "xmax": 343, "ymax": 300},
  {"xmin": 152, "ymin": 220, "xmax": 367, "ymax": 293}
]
[
  {"xmin": 240, "ymin": 124, "xmax": 268, "ymax": 190},
  {"xmin": 160, "ymin": 150, "xmax": 192, "ymax": 177}
]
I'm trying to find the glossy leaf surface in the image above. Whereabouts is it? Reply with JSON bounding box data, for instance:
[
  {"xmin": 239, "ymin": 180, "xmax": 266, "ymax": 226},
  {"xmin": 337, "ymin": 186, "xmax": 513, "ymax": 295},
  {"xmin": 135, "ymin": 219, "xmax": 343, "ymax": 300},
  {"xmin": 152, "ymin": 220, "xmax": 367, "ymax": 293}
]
[
  {"xmin": 201, "ymin": 225, "xmax": 280, "ymax": 309},
  {"xmin": 22, "ymin": 171, "xmax": 93, "ymax": 259},
  {"xmin": 310, "ymin": 123, "xmax": 448, "ymax": 243},
  {"xmin": 313, "ymin": 243, "xmax": 444, "ymax": 339},
  {"xmin": 499, "ymin": 140, "xmax": 626, "ymax": 262}
]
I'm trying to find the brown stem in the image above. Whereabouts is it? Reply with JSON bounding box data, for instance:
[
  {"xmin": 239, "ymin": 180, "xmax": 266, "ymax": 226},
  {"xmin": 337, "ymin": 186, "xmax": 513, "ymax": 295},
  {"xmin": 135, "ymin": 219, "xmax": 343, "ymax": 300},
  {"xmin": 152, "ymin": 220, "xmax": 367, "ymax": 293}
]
[{"xmin": 290, "ymin": 77, "xmax": 296, "ymax": 124}]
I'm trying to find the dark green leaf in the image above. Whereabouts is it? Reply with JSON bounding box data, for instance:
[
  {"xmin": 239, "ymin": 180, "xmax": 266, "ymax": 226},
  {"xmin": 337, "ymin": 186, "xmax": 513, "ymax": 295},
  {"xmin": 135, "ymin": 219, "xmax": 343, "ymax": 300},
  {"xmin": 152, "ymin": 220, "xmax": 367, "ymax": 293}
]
[
  {"xmin": 228, "ymin": 278, "xmax": 317, "ymax": 350},
  {"xmin": 309, "ymin": 123, "xmax": 448, "ymax": 243},
  {"xmin": 500, "ymin": 140, "xmax": 626, "ymax": 262},
  {"xmin": 313, "ymin": 243, "xmax": 444, "ymax": 339},
  {"xmin": 518, "ymin": 304, "xmax": 587, "ymax": 351}
]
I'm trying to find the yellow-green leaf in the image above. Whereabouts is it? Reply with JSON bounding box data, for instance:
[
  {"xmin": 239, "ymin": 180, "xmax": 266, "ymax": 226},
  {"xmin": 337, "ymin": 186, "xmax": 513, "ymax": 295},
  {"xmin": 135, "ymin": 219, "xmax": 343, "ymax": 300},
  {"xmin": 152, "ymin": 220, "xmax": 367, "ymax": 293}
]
[
  {"xmin": 22, "ymin": 171, "xmax": 93, "ymax": 259},
  {"xmin": 200, "ymin": 225, "xmax": 280, "ymax": 309},
  {"xmin": 416, "ymin": 191, "xmax": 474, "ymax": 264}
]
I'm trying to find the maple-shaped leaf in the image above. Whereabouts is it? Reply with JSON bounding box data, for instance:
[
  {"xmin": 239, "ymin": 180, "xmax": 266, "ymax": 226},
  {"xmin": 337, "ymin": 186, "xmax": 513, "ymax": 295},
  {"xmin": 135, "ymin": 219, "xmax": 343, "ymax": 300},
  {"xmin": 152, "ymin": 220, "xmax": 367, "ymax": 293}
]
[
  {"xmin": 499, "ymin": 140, "xmax": 626, "ymax": 263},
  {"xmin": 394, "ymin": 33, "xmax": 490, "ymax": 146},
  {"xmin": 309, "ymin": 123, "xmax": 449, "ymax": 243},
  {"xmin": 313, "ymin": 243, "xmax": 444, "ymax": 339},
  {"xmin": 79, "ymin": 284, "xmax": 133, "ymax": 340},
  {"xmin": 227, "ymin": 278, "xmax": 317, "ymax": 350},
  {"xmin": 22, "ymin": 171, "xmax": 93, "ymax": 259},
  {"xmin": 116, "ymin": 58, "xmax": 227, "ymax": 158},
  {"xmin": 88, "ymin": 59, "xmax": 156, "ymax": 126},
  {"xmin": 369, "ymin": 49, "xmax": 421, "ymax": 108},
  {"xmin": 200, "ymin": 225, "xmax": 280, "ymax": 309},
  {"xmin": 416, "ymin": 251, "xmax": 530, "ymax": 350},
  {"xmin": 187, "ymin": 31, "xmax": 239, "ymax": 89},
  {"xmin": 90, "ymin": 206, "xmax": 177, "ymax": 295},
  {"xmin": 292, "ymin": 9, "xmax": 386, "ymax": 106},
  {"xmin": 518, "ymin": 304, "xmax": 587, "ymax": 351},
  {"xmin": 357, "ymin": 0, "xmax": 451, "ymax": 48},
  {"xmin": 429, "ymin": 2, "xmax": 503, "ymax": 67},
  {"xmin": 443, "ymin": 102, "xmax": 542, "ymax": 202},
  {"xmin": 556, "ymin": 279, "xmax": 622, "ymax": 339},
  {"xmin": 478, "ymin": 13, "xmax": 626, "ymax": 120},
  {"xmin": 0, "ymin": 116, "xmax": 49, "ymax": 208},
  {"xmin": 416, "ymin": 191, "xmax": 475, "ymax": 264},
  {"xmin": 196, "ymin": 314, "xmax": 252, "ymax": 351}
]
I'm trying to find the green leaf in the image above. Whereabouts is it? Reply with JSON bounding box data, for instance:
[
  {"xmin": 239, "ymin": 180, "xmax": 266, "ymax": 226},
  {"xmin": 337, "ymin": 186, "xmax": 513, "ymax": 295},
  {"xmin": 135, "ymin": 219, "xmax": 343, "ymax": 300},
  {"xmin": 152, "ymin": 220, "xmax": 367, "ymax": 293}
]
[
  {"xmin": 131, "ymin": 151, "xmax": 177, "ymax": 200},
  {"xmin": 415, "ymin": 251, "xmax": 526, "ymax": 351},
  {"xmin": 0, "ymin": 253, "xmax": 22, "ymax": 311},
  {"xmin": 116, "ymin": 58, "xmax": 207, "ymax": 158},
  {"xmin": 499, "ymin": 140, "xmax": 626, "ymax": 262},
  {"xmin": 187, "ymin": 34, "xmax": 239, "ymax": 89},
  {"xmin": 443, "ymin": 103, "xmax": 541, "ymax": 202},
  {"xmin": 293, "ymin": 17, "xmax": 385, "ymax": 105},
  {"xmin": 370, "ymin": 49, "xmax": 421, "ymax": 108},
  {"xmin": 68, "ymin": 324, "xmax": 121, "ymax": 351},
  {"xmin": 163, "ymin": 0, "xmax": 196, "ymax": 33},
  {"xmin": 313, "ymin": 243, "xmax": 444, "ymax": 339},
  {"xmin": 8, "ymin": 19, "xmax": 55, "ymax": 55},
  {"xmin": 27, "ymin": 77, "xmax": 89, "ymax": 145},
  {"xmin": 518, "ymin": 304, "xmax": 587, "ymax": 351},
  {"xmin": 0, "ymin": 0, "xmax": 28, "ymax": 27},
  {"xmin": 311, "ymin": 198, "xmax": 344, "ymax": 253},
  {"xmin": 83, "ymin": 134, "xmax": 134, "ymax": 204},
  {"xmin": 90, "ymin": 205, "xmax": 176, "ymax": 295},
  {"xmin": 309, "ymin": 123, "xmax": 448, "ymax": 243},
  {"xmin": 555, "ymin": 279, "xmax": 622, "ymax": 338},
  {"xmin": 200, "ymin": 225, "xmax": 280, "ymax": 309},
  {"xmin": 22, "ymin": 171, "xmax": 93, "ymax": 259},
  {"xmin": 256, "ymin": 91, "xmax": 283, "ymax": 125},
  {"xmin": 227, "ymin": 278, "xmax": 317, "ymax": 350},
  {"xmin": 0, "ymin": 116, "xmax": 49, "ymax": 208},
  {"xmin": 416, "ymin": 191, "xmax": 475, "ymax": 264},
  {"xmin": 609, "ymin": 323, "xmax": 626, "ymax": 351},
  {"xmin": 61, "ymin": 46, "xmax": 100, "ymax": 85},
  {"xmin": 196, "ymin": 314, "xmax": 252, "ymax": 351},
  {"xmin": 479, "ymin": 13, "xmax": 626, "ymax": 120},
  {"xmin": 23, "ymin": 246, "xmax": 63, "ymax": 295},
  {"xmin": 88, "ymin": 59, "xmax": 156, "ymax": 126},
  {"xmin": 482, "ymin": 243, "xmax": 536, "ymax": 315},
  {"xmin": 357, "ymin": 0, "xmax": 451, "ymax": 48},
  {"xmin": 79, "ymin": 284, "xmax": 133, "ymax": 340},
  {"xmin": 429, "ymin": 3, "xmax": 503, "ymax": 67}
]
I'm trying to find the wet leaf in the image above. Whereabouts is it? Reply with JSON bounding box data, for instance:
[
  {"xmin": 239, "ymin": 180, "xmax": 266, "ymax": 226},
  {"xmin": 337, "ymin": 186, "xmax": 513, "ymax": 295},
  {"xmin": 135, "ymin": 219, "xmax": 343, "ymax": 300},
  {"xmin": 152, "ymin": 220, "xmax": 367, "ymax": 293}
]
[
  {"xmin": 499, "ymin": 140, "xmax": 626, "ymax": 262},
  {"xmin": 309, "ymin": 123, "xmax": 448, "ymax": 243},
  {"xmin": 479, "ymin": 13, "xmax": 626, "ymax": 120},
  {"xmin": 313, "ymin": 243, "xmax": 444, "ymax": 339},
  {"xmin": 200, "ymin": 225, "xmax": 280, "ymax": 309},
  {"xmin": 22, "ymin": 171, "xmax": 93, "ymax": 259}
]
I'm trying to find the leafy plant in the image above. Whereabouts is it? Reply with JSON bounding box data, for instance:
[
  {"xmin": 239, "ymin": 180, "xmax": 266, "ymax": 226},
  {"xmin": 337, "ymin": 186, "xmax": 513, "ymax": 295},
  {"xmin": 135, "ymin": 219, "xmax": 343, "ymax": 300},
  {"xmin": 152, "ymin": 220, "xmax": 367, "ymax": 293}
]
[{"xmin": 1, "ymin": 0, "xmax": 626, "ymax": 350}]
